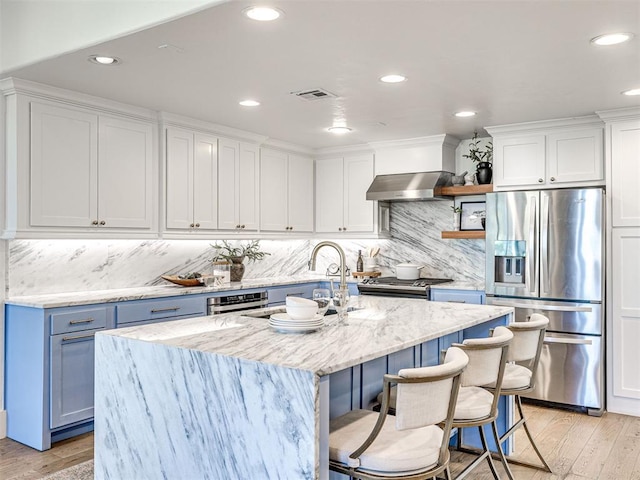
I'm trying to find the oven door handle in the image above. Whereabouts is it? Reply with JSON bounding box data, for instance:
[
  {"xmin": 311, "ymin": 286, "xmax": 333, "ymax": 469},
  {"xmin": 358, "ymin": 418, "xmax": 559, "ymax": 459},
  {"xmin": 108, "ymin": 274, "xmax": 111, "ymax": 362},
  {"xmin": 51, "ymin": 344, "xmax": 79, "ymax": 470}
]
[{"xmin": 209, "ymin": 299, "xmax": 269, "ymax": 313}]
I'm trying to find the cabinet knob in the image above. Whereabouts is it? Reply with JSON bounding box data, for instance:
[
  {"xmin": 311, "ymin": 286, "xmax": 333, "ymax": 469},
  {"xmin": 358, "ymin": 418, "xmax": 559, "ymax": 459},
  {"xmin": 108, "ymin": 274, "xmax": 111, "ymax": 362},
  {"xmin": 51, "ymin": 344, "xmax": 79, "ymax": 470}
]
[
  {"xmin": 99, "ymin": 220, "xmax": 106, "ymax": 226},
  {"xmin": 195, "ymin": 223, "xmax": 200, "ymax": 228},
  {"xmin": 241, "ymin": 224, "xmax": 245, "ymax": 229},
  {"xmin": 338, "ymin": 227, "xmax": 343, "ymax": 231},
  {"xmin": 343, "ymin": 226, "xmax": 347, "ymax": 231},
  {"xmin": 236, "ymin": 224, "xmax": 241, "ymax": 229},
  {"xmin": 289, "ymin": 226, "xmax": 293, "ymax": 231},
  {"xmin": 190, "ymin": 223, "xmax": 195, "ymax": 228},
  {"xmin": 550, "ymin": 177, "xmax": 556, "ymax": 182},
  {"xmin": 538, "ymin": 178, "xmax": 544, "ymax": 183},
  {"xmin": 91, "ymin": 220, "xmax": 99, "ymax": 226}
]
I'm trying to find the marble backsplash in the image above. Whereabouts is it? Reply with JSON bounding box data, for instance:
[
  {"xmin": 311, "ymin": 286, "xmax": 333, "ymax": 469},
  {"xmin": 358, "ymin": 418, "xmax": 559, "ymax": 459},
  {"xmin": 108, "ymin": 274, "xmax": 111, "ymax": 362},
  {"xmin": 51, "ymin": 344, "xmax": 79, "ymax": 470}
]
[{"xmin": 5, "ymin": 201, "xmax": 485, "ymax": 297}]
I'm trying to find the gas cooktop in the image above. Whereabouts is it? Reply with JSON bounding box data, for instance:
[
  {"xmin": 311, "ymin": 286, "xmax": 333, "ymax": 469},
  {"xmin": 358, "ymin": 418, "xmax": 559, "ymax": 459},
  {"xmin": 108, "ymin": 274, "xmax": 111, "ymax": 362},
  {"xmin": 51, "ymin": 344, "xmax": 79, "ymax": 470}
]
[{"xmin": 357, "ymin": 277, "xmax": 454, "ymax": 298}]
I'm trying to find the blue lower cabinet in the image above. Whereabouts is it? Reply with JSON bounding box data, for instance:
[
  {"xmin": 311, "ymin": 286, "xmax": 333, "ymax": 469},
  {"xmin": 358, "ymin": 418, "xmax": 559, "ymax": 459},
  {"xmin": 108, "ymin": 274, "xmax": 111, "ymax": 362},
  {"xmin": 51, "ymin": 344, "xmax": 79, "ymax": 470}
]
[{"xmin": 430, "ymin": 288, "xmax": 485, "ymax": 305}]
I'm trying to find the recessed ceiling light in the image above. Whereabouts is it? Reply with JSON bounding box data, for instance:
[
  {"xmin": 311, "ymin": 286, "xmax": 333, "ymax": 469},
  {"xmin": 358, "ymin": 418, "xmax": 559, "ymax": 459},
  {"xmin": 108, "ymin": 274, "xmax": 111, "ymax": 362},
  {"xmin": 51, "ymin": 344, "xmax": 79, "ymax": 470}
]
[
  {"xmin": 380, "ymin": 74, "xmax": 407, "ymax": 83},
  {"xmin": 622, "ymin": 88, "xmax": 640, "ymax": 96},
  {"xmin": 590, "ymin": 32, "xmax": 634, "ymax": 46},
  {"xmin": 327, "ymin": 126, "xmax": 352, "ymax": 134},
  {"xmin": 239, "ymin": 99, "xmax": 260, "ymax": 107},
  {"xmin": 454, "ymin": 111, "xmax": 477, "ymax": 118},
  {"xmin": 244, "ymin": 6, "xmax": 282, "ymax": 21},
  {"xmin": 88, "ymin": 55, "xmax": 120, "ymax": 65}
]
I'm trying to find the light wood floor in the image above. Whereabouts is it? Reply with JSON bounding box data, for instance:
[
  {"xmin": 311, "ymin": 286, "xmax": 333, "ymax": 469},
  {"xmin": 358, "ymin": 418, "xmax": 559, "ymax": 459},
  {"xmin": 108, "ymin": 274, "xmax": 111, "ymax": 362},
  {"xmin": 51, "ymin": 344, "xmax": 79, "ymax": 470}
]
[{"xmin": 1, "ymin": 404, "xmax": 639, "ymax": 479}]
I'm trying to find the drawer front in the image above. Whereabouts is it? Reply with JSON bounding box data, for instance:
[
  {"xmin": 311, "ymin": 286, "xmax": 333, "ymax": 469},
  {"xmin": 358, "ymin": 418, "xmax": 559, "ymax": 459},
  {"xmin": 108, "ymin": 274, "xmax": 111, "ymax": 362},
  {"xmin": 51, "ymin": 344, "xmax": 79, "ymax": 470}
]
[
  {"xmin": 267, "ymin": 283, "xmax": 318, "ymax": 306},
  {"xmin": 117, "ymin": 296, "xmax": 206, "ymax": 325},
  {"xmin": 430, "ymin": 289, "xmax": 484, "ymax": 305},
  {"xmin": 51, "ymin": 307, "xmax": 108, "ymax": 335}
]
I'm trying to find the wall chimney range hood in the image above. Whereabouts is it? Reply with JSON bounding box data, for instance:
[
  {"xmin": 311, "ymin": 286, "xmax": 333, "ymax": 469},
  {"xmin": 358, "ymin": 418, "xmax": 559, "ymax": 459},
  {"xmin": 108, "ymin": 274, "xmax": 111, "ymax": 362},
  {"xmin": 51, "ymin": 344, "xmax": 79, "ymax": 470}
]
[{"xmin": 366, "ymin": 171, "xmax": 453, "ymax": 201}]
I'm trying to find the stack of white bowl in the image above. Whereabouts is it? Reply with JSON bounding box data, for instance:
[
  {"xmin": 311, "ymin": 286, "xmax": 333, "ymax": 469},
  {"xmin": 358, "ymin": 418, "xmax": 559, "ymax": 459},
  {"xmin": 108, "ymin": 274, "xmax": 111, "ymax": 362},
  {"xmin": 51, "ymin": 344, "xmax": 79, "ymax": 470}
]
[{"xmin": 269, "ymin": 297, "xmax": 324, "ymax": 333}]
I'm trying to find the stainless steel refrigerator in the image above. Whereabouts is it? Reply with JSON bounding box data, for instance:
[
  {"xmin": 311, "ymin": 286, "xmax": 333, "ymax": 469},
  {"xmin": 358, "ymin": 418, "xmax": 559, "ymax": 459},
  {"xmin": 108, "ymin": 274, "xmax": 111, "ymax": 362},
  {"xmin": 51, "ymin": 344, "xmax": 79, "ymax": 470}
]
[{"xmin": 485, "ymin": 188, "xmax": 604, "ymax": 416}]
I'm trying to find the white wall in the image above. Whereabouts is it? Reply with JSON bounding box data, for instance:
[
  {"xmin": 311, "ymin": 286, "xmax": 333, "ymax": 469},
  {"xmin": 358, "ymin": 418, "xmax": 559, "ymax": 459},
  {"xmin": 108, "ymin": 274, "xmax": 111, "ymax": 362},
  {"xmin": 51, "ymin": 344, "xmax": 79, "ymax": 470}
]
[{"xmin": 0, "ymin": 0, "xmax": 228, "ymax": 74}]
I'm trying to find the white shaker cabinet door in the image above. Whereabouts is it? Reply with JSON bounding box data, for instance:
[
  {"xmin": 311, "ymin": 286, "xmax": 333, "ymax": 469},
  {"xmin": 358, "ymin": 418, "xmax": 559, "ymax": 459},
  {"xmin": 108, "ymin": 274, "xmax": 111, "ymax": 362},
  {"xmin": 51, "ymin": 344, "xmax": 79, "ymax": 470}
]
[
  {"xmin": 260, "ymin": 148, "xmax": 288, "ymax": 231},
  {"xmin": 343, "ymin": 154, "xmax": 374, "ymax": 232},
  {"xmin": 165, "ymin": 128, "xmax": 194, "ymax": 229},
  {"xmin": 611, "ymin": 120, "xmax": 640, "ymax": 227},
  {"xmin": 98, "ymin": 115, "xmax": 153, "ymax": 229},
  {"xmin": 30, "ymin": 102, "xmax": 98, "ymax": 227},
  {"xmin": 493, "ymin": 135, "xmax": 546, "ymax": 188},
  {"xmin": 288, "ymin": 154, "xmax": 314, "ymax": 232},
  {"xmin": 238, "ymin": 142, "xmax": 259, "ymax": 231},
  {"xmin": 218, "ymin": 137, "xmax": 239, "ymax": 230},
  {"xmin": 192, "ymin": 133, "xmax": 218, "ymax": 230},
  {"xmin": 547, "ymin": 128, "xmax": 603, "ymax": 186},
  {"xmin": 315, "ymin": 157, "xmax": 344, "ymax": 233}
]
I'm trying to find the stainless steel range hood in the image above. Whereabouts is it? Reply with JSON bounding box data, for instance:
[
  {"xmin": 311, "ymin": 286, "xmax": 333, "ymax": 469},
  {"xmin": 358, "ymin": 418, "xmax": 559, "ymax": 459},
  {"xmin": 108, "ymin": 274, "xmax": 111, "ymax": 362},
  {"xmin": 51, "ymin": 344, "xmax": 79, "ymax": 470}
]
[{"xmin": 366, "ymin": 171, "xmax": 453, "ymax": 201}]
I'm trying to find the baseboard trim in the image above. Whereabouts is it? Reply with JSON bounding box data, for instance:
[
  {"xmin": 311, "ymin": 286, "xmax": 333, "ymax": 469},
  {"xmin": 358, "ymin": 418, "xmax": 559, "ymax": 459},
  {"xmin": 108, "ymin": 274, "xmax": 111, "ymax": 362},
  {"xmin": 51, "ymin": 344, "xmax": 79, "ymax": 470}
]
[{"xmin": 0, "ymin": 410, "xmax": 6, "ymax": 439}]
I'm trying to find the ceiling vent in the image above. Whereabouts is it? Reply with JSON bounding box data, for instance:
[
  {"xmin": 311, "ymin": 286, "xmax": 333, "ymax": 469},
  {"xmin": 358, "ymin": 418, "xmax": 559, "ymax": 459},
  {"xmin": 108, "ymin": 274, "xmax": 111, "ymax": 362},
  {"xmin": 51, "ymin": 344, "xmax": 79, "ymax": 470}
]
[{"xmin": 291, "ymin": 88, "xmax": 337, "ymax": 101}]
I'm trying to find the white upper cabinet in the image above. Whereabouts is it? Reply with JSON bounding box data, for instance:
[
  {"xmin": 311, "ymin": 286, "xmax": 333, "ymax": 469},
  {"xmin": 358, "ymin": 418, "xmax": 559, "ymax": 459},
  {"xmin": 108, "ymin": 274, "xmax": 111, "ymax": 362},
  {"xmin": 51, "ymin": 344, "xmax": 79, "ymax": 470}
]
[
  {"xmin": 315, "ymin": 153, "xmax": 374, "ymax": 233},
  {"xmin": 487, "ymin": 117, "xmax": 604, "ymax": 191},
  {"xmin": 610, "ymin": 119, "xmax": 640, "ymax": 227},
  {"xmin": 260, "ymin": 148, "xmax": 313, "ymax": 233},
  {"xmin": 30, "ymin": 102, "xmax": 154, "ymax": 231},
  {"xmin": 218, "ymin": 137, "xmax": 259, "ymax": 231},
  {"xmin": 165, "ymin": 127, "xmax": 218, "ymax": 231}
]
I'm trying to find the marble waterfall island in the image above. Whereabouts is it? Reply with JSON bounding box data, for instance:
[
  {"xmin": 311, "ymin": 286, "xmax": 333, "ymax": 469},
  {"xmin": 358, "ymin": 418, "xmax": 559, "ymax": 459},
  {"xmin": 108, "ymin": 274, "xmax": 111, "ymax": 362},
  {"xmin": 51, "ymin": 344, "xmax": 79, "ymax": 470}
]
[{"xmin": 94, "ymin": 296, "xmax": 513, "ymax": 480}]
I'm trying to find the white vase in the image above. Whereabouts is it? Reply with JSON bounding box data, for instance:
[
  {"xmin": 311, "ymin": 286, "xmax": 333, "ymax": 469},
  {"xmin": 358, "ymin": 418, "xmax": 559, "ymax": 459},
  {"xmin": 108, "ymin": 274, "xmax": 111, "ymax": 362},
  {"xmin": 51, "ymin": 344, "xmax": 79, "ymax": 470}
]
[{"xmin": 453, "ymin": 212, "xmax": 461, "ymax": 231}]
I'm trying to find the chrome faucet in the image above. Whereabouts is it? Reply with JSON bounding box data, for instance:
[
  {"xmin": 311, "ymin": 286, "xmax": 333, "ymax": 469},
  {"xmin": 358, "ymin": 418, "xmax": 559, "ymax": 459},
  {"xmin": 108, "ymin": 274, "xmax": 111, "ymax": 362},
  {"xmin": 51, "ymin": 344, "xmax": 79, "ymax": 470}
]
[{"xmin": 308, "ymin": 241, "xmax": 348, "ymax": 292}]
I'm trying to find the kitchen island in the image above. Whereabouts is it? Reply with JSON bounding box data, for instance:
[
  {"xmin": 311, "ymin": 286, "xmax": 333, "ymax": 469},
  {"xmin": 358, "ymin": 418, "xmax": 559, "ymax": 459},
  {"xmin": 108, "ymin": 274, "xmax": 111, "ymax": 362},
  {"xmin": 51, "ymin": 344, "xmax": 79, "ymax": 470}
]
[{"xmin": 94, "ymin": 295, "xmax": 513, "ymax": 480}]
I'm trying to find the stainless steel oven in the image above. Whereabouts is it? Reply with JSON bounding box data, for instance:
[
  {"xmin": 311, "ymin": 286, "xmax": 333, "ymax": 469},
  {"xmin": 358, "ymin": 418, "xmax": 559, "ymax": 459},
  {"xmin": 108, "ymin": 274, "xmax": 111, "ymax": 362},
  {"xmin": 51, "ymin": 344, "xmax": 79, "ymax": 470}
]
[
  {"xmin": 357, "ymin": 277, "xmax": 453, "ymax": 298},
  {"xmin": 207, "ymin": 291, "xmax": 268, "ymax": 315}
]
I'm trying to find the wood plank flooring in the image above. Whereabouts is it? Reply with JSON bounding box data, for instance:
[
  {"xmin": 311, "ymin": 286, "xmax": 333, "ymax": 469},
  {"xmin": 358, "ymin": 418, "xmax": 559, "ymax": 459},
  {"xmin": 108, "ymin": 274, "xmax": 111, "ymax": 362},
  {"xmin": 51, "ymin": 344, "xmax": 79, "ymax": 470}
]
[{"xmin": 0, "ymin": 404, "xmax": 638, "ymax": 479}]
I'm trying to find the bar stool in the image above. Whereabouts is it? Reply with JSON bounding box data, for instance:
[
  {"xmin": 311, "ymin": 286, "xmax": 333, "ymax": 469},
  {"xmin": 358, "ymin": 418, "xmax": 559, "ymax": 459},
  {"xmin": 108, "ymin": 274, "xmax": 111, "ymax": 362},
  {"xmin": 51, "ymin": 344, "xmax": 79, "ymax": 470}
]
[
  {"xmin": 328, "ymin": 347, "xmax": 469, "ymax": 480},
  {"xmin": 484, "ymin": 314, "xmax": 552, "ymax": 474},
  {"xmin": 449, "ymin": 326, "xmax": 513, "ymax": 480}
]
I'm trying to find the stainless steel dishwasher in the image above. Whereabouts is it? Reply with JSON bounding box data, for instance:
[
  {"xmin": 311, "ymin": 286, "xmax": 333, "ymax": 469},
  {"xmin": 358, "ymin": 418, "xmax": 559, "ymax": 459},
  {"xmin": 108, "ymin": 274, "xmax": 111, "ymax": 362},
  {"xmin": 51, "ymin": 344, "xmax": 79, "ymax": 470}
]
[{"xmin": 207, "ymin": 291, "xmax": 268, "ymax": 315}]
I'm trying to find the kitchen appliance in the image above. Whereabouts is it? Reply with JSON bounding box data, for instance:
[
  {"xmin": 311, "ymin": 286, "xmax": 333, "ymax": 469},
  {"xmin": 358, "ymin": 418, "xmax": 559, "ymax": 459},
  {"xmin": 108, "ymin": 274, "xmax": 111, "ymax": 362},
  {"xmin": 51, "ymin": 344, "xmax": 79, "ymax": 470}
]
[
  {"xmin": 485, "ymin": 188, "xmax": 605, "ymax": 415},
  {"xmin": 366, "ymin": 171, "xmax": 453, "ymax": 201},
  {"xmin": 357, "ymin": 277, "xmax": 453, "ymax": 298},
  {"xmin": 207, "ymin": 291, "xmax": 268, "ymax": 315}
]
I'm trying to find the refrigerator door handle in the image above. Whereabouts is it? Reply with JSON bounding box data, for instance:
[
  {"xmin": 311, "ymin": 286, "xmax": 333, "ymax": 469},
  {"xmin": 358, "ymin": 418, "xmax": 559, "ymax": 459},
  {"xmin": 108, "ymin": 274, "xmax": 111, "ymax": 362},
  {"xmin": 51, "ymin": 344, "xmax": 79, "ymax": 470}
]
[
  {"xmin": 488, "ymin": 299, "xmax": 593, "ymax": 312},
  {"xmin": 527, "ymin": 195, "xmax": 537, "ymax": 295},
  {"xmin": 544, "ymin": 337, "xmax": 593, "ymax": 346},
  {"xmin": 540, "ymin": 192, "xmax": 550, "ymax": 296}
]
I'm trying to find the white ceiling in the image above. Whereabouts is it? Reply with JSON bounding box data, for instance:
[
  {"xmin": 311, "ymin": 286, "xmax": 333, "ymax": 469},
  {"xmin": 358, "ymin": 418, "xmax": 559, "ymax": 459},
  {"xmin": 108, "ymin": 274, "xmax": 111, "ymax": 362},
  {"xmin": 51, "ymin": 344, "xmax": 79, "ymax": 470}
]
[{"xmin": 3, "ymin": 0, "xmax": 639, "ymax": 150}]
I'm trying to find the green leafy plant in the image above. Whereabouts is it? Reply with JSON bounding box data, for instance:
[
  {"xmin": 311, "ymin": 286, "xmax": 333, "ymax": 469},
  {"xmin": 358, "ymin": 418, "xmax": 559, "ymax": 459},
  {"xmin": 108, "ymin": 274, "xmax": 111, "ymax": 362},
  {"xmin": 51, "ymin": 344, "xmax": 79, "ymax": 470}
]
[
  {"xmin": 463, "ymin": 131, "xmax": 493, "ymax": 165},
  {"xmin": 210, "ymin": 240, "xmax": 270, "ymax": 263},
  {"xmin": 451, "ymin": 206, "xmax": 462, "ymax": 213}
]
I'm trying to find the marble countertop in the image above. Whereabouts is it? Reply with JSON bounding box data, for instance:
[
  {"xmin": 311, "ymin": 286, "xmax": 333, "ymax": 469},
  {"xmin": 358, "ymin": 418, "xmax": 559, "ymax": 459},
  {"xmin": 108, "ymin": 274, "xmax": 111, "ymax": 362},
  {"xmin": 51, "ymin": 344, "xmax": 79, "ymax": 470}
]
[
  {"xmin": 5, "ymin": 275, "xmax": 483, "ymax": 308},
  {"xmin": 101, "ymin": 295, "xmax": 513, "ymax": 376},
  {"xmin": 4, "ymin": 275, "xmax": 342, "ymax": 308}
]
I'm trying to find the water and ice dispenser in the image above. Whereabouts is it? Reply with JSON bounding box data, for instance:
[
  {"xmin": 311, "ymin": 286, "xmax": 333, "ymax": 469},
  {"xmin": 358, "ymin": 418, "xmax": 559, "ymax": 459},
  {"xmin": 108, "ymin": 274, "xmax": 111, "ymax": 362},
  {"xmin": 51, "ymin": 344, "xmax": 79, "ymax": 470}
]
[{"xmin": 493, "ymin": 240, "xmax": 526, "ymax": 285}]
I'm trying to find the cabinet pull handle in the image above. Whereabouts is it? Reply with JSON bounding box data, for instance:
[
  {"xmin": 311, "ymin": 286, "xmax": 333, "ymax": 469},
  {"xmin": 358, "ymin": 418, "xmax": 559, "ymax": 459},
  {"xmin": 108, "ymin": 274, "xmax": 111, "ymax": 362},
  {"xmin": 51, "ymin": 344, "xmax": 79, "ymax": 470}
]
[
  {"xmin": 538, "ymin": 178, "xmax": 544, "ymax": 183},
  {"xmin": 69, "ymin": 317, "xmax": 94, "ymax": 325},
  {"xmin": 62, "ymin": 332, "xmax": 95, "ymax": 342},
  {"xmin": 446, "ymin": 300, "xmax": 466, "ymax": 303},
  {"xmin": 91, "ymin": 220, "xmax": 99, "ymax": 225},
  {"xmin": 286, "ymin": 292, "xmax": 305, "ymax": 297},
  {"xmin": 99, "ymin": 220, "xmax": 106, "ymax": 226},
  {"xmin": 150, "ymin": 306, "xmax": 180, "ymax": 314}
]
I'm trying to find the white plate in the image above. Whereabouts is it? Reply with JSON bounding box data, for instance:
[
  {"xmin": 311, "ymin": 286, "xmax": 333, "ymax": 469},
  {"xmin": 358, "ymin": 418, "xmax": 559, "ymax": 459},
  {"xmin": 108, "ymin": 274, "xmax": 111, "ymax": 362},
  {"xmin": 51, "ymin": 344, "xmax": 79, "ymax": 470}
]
[
  {"xmin": 270, "ymin": 312, "xmax": 323, "ymax": 323},
  {"xmin": 270, "ymin": 323, "xmax": 323, "ymax": 333},
  {"xmin": 270, "ymin": 320, "xmax": 324, "ymax": 328}
]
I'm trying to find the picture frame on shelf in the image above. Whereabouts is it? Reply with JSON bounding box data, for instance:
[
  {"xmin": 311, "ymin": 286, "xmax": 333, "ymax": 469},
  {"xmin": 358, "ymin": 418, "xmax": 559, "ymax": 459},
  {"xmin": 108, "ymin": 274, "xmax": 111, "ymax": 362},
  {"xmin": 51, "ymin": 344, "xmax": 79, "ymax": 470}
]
[{"xmin": 460, "ymin": 201, "xmax": 486, "ymax": 231}]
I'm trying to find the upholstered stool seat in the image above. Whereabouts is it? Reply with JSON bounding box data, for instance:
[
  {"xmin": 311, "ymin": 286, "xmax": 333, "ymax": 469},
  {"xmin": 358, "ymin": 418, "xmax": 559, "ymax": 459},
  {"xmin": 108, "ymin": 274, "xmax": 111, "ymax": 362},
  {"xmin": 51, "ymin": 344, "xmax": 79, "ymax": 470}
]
[
  {"xmin": 454, "ymin": 386, "xmax": 494, "ymax": 420},
  {"xmin": 328, "ymin": 347, "xmax": 469, "ymax": 480}
]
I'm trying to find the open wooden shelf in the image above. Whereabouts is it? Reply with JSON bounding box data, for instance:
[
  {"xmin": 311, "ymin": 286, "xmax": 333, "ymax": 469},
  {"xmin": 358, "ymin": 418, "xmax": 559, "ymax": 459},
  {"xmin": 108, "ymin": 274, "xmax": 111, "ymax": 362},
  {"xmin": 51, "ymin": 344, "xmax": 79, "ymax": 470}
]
[
  {"xmin": 438, "ymin": 184, "xmax": 493, "ymax": 196},
  {"xmin": 441, "ymin": 230, "xmax": 486, "ymax": 239}
]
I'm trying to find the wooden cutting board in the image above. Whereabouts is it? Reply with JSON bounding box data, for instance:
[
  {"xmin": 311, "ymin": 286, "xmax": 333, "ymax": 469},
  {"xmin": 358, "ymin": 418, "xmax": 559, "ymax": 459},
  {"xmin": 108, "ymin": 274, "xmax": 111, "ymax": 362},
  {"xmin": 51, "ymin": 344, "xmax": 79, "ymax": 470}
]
[{"xmin": 352, "ymin": 271, "xmax": 382, "ymax": 278}]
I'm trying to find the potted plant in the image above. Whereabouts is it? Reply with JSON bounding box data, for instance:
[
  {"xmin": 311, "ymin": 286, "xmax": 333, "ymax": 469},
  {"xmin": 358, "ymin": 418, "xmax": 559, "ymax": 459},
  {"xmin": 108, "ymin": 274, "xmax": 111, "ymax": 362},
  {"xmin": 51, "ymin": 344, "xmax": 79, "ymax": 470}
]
[
  {"xmin": 211, "ymin": 240, "xmax": 270, "ymax": 282},
  {"xmin": 451, "ymin": 205, "xmax": 462, "ymax": 231},
  {"xmin": 463, "ymin": 131, "xmax": 493, "ymax": 185}
]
